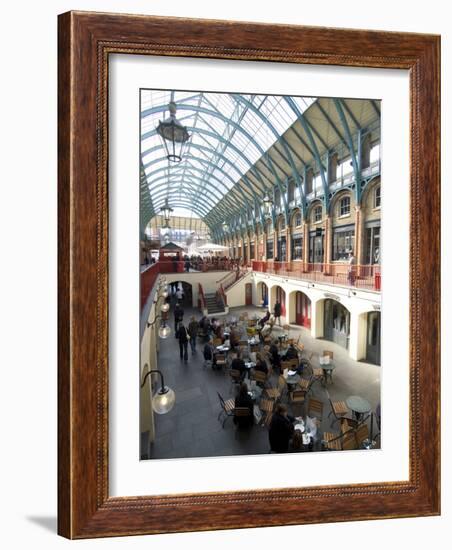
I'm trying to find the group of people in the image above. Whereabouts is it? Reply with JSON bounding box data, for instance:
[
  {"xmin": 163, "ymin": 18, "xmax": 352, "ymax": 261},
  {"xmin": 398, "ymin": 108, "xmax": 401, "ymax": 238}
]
[
  {"xmin": 232, "ymin": 386, "xmax": 308, "ymax": 453},
  {"xmin": 172, "ymin": 306, "xmax": 309, "ymax": 452},
  {"xmin": 174, "ymin": 303, "xmax": 199, "ymax": 361}
]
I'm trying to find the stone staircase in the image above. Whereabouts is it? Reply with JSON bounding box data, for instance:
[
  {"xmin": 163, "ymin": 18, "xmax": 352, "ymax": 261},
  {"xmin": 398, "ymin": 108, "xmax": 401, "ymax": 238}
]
[{"xmin": 204, "ymin": 292, "xmax": 226, "ymax": 315}]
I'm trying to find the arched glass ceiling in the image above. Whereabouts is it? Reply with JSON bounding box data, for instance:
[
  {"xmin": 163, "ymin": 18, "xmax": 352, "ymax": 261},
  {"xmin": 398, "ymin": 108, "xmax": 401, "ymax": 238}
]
[
  {"xmin": 140, "ymin": 91, "xmax": 315, "ymax": 226},
  {"xmin": 140, "ymin": 91, "xmax": 381, "ymax": 232}
]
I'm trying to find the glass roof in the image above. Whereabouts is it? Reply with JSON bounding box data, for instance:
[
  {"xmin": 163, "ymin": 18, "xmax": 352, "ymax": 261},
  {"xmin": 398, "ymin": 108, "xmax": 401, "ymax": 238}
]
[
  {"xmin": 140, "ymin": 91, "xmax": 316, "ymax": 225},
  {"xmin": 140, "ymin": 91, "xmax": 381, "ymax": 233}
]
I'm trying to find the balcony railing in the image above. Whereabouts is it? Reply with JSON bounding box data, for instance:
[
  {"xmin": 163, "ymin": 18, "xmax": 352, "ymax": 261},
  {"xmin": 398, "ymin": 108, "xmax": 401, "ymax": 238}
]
[
  {"xmin": 252, "ymin": 261, "xmax": 381, "ymax": 291},
  {"xmin": 140, "ymin": 263, "xmax": 159, "ymax": 310}
]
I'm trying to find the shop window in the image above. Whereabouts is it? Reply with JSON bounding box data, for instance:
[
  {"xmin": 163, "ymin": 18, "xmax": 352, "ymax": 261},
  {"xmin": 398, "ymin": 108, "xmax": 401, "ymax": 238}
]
[
  {"xmin": 266, "ymin": 240, "xmax": 274, "ymax": 259},
  {"xmin": 333, "ymin": 228, "xmax": 355, "ymax": 260},
  {"xmin": 291, "ymin": 236, "xmax": 303, "ymax": 260}
]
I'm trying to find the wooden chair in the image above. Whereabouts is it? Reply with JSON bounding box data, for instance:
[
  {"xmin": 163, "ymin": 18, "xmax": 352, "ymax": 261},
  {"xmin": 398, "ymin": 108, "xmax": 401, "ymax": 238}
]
[
  {"xmin": 212, "ymin": 337, "xmax": 222, "ymax": 346},
  {"xmin": 248, "ymin": 319, "xmax": 257, "ymax": 327},
  {"xmin": 215, "ymin": 353, "xmax": 227, "ymax": 368},
  {"xmin": 355, "ymin": 423, "xmax": 370, "ymax": 448},
  {"xmin": 250, "ymin": 369, "xmax": 268, "ymax": 386},
  {"xmin": 233, "ymin": 407, "xmax": 253, "ymax": 426},
  {"xmin": 265, "ymin": 375, "xmax": 286, "ymax": 402},
  {"xmin": 229, "ymin": 369, "xmax": 242, "ymax": 388},
  {"xmin": 259, "ymin": 398, "xmax": 274, "ymax": 423},
  {"xmin": 307, "ymin": 397, "xmax": 324, "ymax": 420},
  {"xmin": 323, "ymin": 350, "xmax": 334, "ymax": 360},
  {"xmin": 322, "ymin": 431, "xmax": 342, "ymax": 451},
  {"xmin": 341, "ymin": 429, "xmax": 358, "ymax": 450},
  {"xmin": 217, "ymin": 392, "xmax": 235, "ymax": 427},
  {"xmin": 289, "ymin": 388, "xmax": 306, "ymax": 406},
  {"xmin": 328, "ymin": 398, "xmax": 349, "ymax": 426}
]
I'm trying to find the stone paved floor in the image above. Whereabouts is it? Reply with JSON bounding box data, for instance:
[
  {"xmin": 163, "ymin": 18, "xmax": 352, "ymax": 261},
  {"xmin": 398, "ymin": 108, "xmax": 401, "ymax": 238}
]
[{"xmin": 146, "ymin": 304, "xmax": 381, "ymax": 460}]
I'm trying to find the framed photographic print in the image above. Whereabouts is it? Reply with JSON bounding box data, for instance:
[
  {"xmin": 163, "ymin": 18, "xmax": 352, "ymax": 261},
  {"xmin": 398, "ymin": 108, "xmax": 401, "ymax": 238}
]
[{"xmin": 58, "ymin": 11, "xmax": 440, "ymax": 538}]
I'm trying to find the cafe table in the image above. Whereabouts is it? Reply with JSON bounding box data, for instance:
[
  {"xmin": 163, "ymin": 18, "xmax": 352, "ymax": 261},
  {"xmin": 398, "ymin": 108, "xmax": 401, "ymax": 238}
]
[{"xmin": 345, "ymin": 395, "xmax": 371, "ymax": 421}]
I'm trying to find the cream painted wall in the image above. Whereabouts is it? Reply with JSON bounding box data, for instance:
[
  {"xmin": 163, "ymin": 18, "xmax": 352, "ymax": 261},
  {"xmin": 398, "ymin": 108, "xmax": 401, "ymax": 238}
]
[{"xmin": 225, "ymin": 271, "xmax": 381, "ymax": 361}]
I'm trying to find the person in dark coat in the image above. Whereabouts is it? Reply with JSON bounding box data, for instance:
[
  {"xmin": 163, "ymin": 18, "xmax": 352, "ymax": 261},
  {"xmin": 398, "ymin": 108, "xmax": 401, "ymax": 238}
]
[
  {"xmin": 231, "ymin": 351, "xmax": 246, "ymax": 380},
  {"xmin": 274, "ymin": 301, "xmax": 282, "ymax": 326},
  {"xmin": 177, "ymin": 323, "xmax": 189, "ymax": 361},
  {"xmin": 174, "ymin": 302, "xmax": 184, "ymax": 335},
  {"xmin": 269, "ymin": 404, "xmax": 295, "ymax": 453},
  {"xmin": 254, "ymin": 352, "xmax": 268, "ymax": 375},
  {"xmin": 284, "ymin": 344, "xmax": 298, "ymax": 361},
  {"xmin": 259, "ymin": 310, "xmax": 271, "ymax": 327},
  {"xmin": 269, "ymin": 340, "xmax": 281, "ymax": 371},
  {"xmin": 234, "ymin": 382, "xmax": 254, "ymax": 428},
  {"xmin": 187, "ymin": 316, "xmax": 199, "ymax": 354}
]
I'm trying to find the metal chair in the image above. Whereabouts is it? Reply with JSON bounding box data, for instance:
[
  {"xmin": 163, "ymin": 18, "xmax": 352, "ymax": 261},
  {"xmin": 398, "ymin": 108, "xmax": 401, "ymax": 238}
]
[{"xmin": 217, "ymin": 392, "xmax": 235, "ymax": 428}]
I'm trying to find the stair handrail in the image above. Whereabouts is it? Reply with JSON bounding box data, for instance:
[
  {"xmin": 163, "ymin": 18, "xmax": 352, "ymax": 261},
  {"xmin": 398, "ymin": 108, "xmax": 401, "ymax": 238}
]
[
  {"xmin": 198, "ymin": 283, "xmax": 206, "ymax": 311},
  {"xmin": 216, "ymin": 283, "xmax": 227, "ymax": 307}
]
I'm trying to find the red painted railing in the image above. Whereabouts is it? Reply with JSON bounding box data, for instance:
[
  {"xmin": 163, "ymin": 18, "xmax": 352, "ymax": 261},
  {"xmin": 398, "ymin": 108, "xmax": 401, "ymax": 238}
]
[
  {"xmin": 140, "ymin": 263, "xmax": 159, "ymax": 310},
  {"xmin": 252, "ymin": 261, "xmax": 381, "ymax": 291},
  {"xmin": 198, "ymin": 283, "xmax": 206, "ymax": 311},
  {"xmin": 219, "ymin": 283, "xmax": 227, "ymax": 306}
]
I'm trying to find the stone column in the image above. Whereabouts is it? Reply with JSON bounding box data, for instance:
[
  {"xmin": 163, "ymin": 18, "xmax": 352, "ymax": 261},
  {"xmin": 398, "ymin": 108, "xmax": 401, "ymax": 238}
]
[
  {"xmin": 286, "ymin": 225, "xmax": 291, "ymax": 266},
  {"xmin": 324, "ymin": 215, "xmax": 333, "ymax": 274},
  {"xmin": 355, "ymin": 205, "xmax": 364, "ymax": 264},
  {"xmin": 348, "ymin": 309, "xmax": 367, "ymax": 361},
  {"xmin": 302, "ymin": 221, "xmax": 309, "ymax": 269},
  {"xmin": 246, "ymin": 234, "xmax": 251, "ymax": 266}
]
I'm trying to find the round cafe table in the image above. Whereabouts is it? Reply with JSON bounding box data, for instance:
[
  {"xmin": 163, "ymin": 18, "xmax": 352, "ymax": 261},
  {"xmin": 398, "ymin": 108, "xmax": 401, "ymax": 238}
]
[{"xmin": 346, "ymin": 395, "xmax": 371, "ymax": 421}]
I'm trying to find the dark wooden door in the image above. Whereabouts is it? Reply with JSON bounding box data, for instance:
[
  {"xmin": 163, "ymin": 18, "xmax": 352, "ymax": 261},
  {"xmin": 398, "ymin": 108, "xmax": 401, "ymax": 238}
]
[{"xmin": 245, "ymin": 283, "xmax": 252, "ymax": 306}]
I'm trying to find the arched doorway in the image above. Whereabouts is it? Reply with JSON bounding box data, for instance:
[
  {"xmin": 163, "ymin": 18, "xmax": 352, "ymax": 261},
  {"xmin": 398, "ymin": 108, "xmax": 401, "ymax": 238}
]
[
  {"xmin": 257, "ymin": 282, "xmax": 268, "ymax": 307},
  {"xmin": 272, "ymin": 285, "xmax": 286, "ymax": 317},
  {"xmin": 169, "ymin": 281, "xmax": 193, "ymax": 308},
  {"xmin": 294, "ymin": 291, "xmax": 311, "ymax": 328},
  {"xmin": 324, "ymin": 299, "xmax": 350, "ymax": 349},
  {"xmin": 366, "ymin": 311, "xmax": 381, "ymax": 364}
]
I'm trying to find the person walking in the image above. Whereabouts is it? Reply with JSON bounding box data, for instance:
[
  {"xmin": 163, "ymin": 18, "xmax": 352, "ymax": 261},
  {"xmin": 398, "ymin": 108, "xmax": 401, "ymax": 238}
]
[
  {"xmin": 176, "ymin": 285, "xmax": 184, "ymax": 302},
  {"xmin": 177, "ymin": 323, "xmax": 189, "ymax": 361},
  {"xmin": 188, "ymin": 316, "xmax": 199, "ymax": 354},
  {"xmin": 347, "ymin": 251, "xmax": 356, "ymax": 285},
  {"xmin": 274, "ymin": 301, "xmax": 282, "ymax": 326},
  {"xmin": 174, "ymin": 302, "xmax": 184, "ymax": 336}
]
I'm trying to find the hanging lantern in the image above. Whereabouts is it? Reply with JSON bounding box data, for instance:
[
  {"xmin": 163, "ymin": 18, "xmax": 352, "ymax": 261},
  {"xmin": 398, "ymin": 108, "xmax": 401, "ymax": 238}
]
[
  {"xmin": 262, "ymin": 194, "xmax": 273, "ymax": 215},
  {"xmin": 156, "ymin": 101, "xmax": 190, "ymax": 163},
  {"xmin": 160, "ymin": 198, "xmax": 173, "ymax": 223}
]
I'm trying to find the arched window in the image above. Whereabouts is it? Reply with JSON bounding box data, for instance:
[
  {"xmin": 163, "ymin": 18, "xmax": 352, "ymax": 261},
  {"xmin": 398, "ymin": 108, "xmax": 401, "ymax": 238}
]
[{"xmin": 294, "ymin": 211, "xmax": 302, "ymax": 227}]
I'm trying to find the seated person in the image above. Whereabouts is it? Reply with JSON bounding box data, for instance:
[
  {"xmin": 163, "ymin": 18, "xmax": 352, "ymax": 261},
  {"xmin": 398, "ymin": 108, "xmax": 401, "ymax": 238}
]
[
  {"xmin": 254, "ymin": 352, "xmax": 268, "ymax": 375},
  {"xmin": 283, "ymin": 343, "xmax": 298, "ymax": 361},
  {"xmin": 229, "ymin": 327, "xmax": 241, "ymax": 349},
  {"xmin": 259, "ymin": 322, "xmax": 273, "ymax": 342},
  {"xmin": 269, "ymin": 340, "xmax": 281, "ymax": 370},
  {"xmin": 234, "ymin": 382, "xmax": 254, "ymax": 428},
  {"xmin": 269, "ymin": 404, "xmax": 295, "ymax": 453},
  {"xmin": 214, "ymin": 323, "xmax": 224, "ymax": 340},
  {"xmin": 230, "ymin": 351, "xmax": 246, "ymax": 380},
  {"xmin": 259, "ymin": 310, "xmax": 271, "ymax": 327}
]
